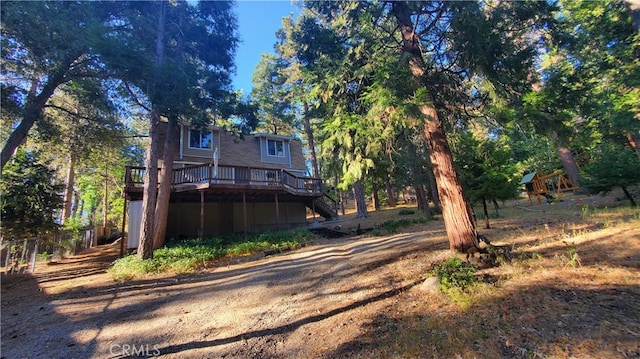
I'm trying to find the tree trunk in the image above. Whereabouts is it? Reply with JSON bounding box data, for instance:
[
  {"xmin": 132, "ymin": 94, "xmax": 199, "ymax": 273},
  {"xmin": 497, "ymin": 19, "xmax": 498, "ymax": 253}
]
[
  {"xmin": 385, "ymin": 174, "xmax": 396, "ymax": 207},
  {"xmin": 372, "ymin": 180, "xmax": 380, "ymax": 211},
  {"xmin": 415, "ymin": 185, "xmax": 425, "ymax": 210},
  {"xmin": 138, "ymin": 112, "xmax": 161, "ymax": 260},
  {"xmin": 1, "ymin": 62, "xmax": 75, "ymax": 170},
  {"xmin": 392, "ymin": 1, "xmax": 478, "ymax": 253},
  {"xmin": 492, "ymin": 198, "xmax": 500, "ymax": 217},
  {"xmin": 409, "ymin": 151, "xmax": 432, "ymax": 216},
  {"xmin": 102, "ymin": 167, "xmax": 108, "ymax": 227},
  {"xmin": 552, "ymin": 131, "xmax": 581, "ymax": 184},
  {"xmin": 625, "ymin": 0, "xmax": 640, "ymax": 32},
  {"xmin": 482, "ymin": 196, "xmax": 491, "ymax": 229},
  {"xmin": 415, "ymin": 184, "xmax": 431, "ymax": 217},
  {"xmin": 339, "ymin": 189, "xmax": 346, "ymax": 216},
  {"xmin": 138, "ymin": 1, "xmax": 166, "ymax": 260},
  {"xmin": 621, "ymin": 186, "xmax": 637, "ymax": 206},
  {"xmin": 628, "ymin": 131, "xmax": 640, "ymax": 158},
  {"xmin": 153, "ymin": 117, "xmax": 179, "ymax": 250},
  {"xmin": 425, "ymin": 150, "xmax": 441, "ymax": 212},
  {"xmin": 335, "ymin": 173, "xmax": 346, "ymax": 215},
  {"xmin": 72, "ymin": 191, "xmax": 80, "ymax": 218},
  {"xmin": 60, "ymin": 153, "xmax": 76, "ymax": 225},
  {"xmin": 423, "ymin": 112, "xmax": 478, "ymax": 251},
  {"xmin": 353, "ymin": 180, "xmax": 368, "ymax": 219},
  {"xmin": 303, "ymin": 101, "xmax": 320, "ymax": 178}
]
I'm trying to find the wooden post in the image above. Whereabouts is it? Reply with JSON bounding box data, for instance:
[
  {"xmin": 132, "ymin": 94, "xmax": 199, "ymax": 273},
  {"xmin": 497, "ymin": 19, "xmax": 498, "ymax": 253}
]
[
  {"xmin": 243, "ymin": 192, "xmax": 248, "ymax": 236},
  {"xmin": 31, "ymin": 238, "xmax": 38, "ymax": 272},
  {"xmin": 284, "ymin": 198, "xmax": 289, "ymax": 229},
  {"xmin": 312, "ymin": 200, "xmax": 316, "ymax": 221},
  {"xmin": 275, "ymin": 193, "xmax": 280, "ymax": 231},
  {"xmin": 4, "ymin": 240, "xmax": 12, "ymax": 272},
  {"xmin": 120, "ymin": 197, "xmax": 127, "ymax": 258},
  {"xmin": 175, "ymin": 197, "xmax": 181, "ymax": 238},
  {"xmin": 20, "ymin": 239, "xmax": 28, "ymax": 263},
  {"xmin": 200, "ymin": 191, "xmax": 205, "ymax": 240}
]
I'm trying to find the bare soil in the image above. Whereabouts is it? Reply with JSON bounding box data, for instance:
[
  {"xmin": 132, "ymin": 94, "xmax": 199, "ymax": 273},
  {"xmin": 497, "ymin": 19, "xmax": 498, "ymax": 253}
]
[{"xmin": 2, "ymin": 193, "xmax": 639, "ymax": 359}]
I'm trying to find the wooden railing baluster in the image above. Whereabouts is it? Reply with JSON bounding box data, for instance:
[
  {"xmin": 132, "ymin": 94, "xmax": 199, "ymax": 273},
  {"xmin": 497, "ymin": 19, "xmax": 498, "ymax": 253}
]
[{"xmin": 125, "ymin": 165, "xmax": 323, "ymax": 195}]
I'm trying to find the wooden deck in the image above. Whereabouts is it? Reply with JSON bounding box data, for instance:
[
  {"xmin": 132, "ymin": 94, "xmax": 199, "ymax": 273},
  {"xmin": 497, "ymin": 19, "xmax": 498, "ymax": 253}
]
[
  {"xmin": 125, "ymin": 164, "xmax": 323, "ymax": 199},
  {"xmin": 124, "ymin": 164, "xmax": 339, "ymax": 222}
]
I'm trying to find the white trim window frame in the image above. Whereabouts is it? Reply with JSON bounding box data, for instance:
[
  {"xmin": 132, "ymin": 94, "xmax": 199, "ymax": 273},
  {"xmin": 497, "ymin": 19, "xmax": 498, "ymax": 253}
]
[
  {"xmin": 189, "ymin": 129, "xmax": 212, "ymax": 150},
  {"xmin": 266, "ymin": 139, "xmax": 285, "ymax": 157}
]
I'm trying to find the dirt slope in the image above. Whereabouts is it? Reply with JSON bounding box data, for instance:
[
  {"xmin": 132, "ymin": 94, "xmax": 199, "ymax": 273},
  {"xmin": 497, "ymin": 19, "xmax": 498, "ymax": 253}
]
[
  {"xmin": 2, "ymin": 196, "xmax": 639, "ymax": 358},
  {"xmin": 1, "ymin": 227, "xmax": 450, "ymax": 358}
]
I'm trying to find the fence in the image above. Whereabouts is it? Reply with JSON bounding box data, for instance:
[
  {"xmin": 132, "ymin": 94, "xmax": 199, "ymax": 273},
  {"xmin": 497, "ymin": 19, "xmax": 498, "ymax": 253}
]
[{"xmin": 1, "ymin": 229, "xmax": 96, "ymax": 274}]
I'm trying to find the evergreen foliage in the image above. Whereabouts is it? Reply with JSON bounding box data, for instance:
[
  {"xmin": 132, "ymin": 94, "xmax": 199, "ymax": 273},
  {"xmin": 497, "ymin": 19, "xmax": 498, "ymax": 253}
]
[
  {"xmin": 0, "ymin": 149, "xmax": 63, "ymax": 239},
  {"xmin": 579, "ymin": 143, "xmax": 640, "ymax": 206}
]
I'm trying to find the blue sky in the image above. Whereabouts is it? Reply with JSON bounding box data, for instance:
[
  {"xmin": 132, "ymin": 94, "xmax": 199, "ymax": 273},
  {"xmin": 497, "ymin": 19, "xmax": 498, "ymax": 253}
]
[{"xmin": 232, "ymin": 1, "xmax": 301, "ymax": 96}]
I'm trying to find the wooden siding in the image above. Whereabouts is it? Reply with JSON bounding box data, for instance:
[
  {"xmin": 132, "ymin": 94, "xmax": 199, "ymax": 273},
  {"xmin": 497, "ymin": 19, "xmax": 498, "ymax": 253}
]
[
  {"xmin": 149, "ymin": 122, "xmax": 307, "ymax": 172},
  {"xmin": 288, "ymin": 140, "xmax": 307, "ymax": 171},
  {"xmin": 176, "ymin": 130, "xmax": 307, "ymax": 172},
  {"xmin": 217, "ymin": 133, "xmax": 263, "ymax": 168}
]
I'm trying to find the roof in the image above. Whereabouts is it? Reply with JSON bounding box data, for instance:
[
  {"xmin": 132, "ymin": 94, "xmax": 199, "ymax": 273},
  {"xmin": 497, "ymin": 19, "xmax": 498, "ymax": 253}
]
[
  {"xmin": 254, "ymin": 133, "xmax": 295, "ymax": 141},
  {"xmin": 519, "ymin": 172, "xmax": 538, "ymax": 184}
]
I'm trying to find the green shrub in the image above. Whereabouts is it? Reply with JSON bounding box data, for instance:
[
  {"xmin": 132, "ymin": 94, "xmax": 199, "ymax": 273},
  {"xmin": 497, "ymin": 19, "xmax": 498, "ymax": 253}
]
[
  {"xmin": 109, "ymin": 230, "xmax": 314, "ymax": 280},
  {"xmin": 378, "ymin": 217, "xmax": 428, "ymax": 233},
  {"xmin": 36, "ymin": 251, "xmax": 51, "ymax": 262},
  {"xmin": 398, "ymin": 209, "xmax": 415, "ymax": 215},
  {"xmin": 227, "ymin": 230, "xmax": 311, "ymax": 256},
  {"xmin": 433, "ymin": 258, "xmax": 478, "ymax": 291},
  {"xmin": 227, "ymin": 241, "xmax": 271, "ymax": 256},
  {"xmin": 109, "ymin": 254, "xmax": 160, "ymax": 281}
]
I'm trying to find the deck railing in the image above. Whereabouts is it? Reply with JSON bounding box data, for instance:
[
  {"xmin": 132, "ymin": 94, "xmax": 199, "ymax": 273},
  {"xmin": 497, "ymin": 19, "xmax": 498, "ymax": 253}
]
[{"xmin": 125, "ymin": 164, "xmax": 322, "ymax": 195}]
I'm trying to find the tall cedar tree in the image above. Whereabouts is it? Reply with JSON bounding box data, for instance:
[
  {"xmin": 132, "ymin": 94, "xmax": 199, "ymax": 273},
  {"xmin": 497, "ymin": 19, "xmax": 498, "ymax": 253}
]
[
  {"xmin": 297, "ymin": 1, "xmax": 551, "ymax": 252},
  {"xmin": 111, "ymin": 1, "xmax": 238, "ymax": 258}
]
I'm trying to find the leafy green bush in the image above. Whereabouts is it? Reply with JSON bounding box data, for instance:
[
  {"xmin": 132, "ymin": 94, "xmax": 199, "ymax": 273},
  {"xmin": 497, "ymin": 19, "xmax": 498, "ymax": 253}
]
[{"xmin": 433, "ymin": 258, "xmax": 478, "ymax": 291}]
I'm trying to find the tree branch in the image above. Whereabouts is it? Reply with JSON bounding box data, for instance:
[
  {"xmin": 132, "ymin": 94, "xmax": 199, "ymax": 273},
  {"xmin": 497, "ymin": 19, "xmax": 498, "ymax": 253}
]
[{"xmin": 123, "ymin": 81, "xmax": 152, "ymax": 112}]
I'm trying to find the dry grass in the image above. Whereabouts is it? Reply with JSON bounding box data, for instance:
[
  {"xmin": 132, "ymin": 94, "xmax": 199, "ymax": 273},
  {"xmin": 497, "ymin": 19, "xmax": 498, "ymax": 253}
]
[{"xmin": 328, "ymin": 191, "xmax": 640, "ymax": 358}]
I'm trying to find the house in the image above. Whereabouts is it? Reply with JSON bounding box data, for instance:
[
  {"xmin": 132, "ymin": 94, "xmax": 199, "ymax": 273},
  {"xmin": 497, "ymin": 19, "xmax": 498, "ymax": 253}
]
[{"xmin": 124, "ymin": 124, "xmax": 337, "ymax": 249}]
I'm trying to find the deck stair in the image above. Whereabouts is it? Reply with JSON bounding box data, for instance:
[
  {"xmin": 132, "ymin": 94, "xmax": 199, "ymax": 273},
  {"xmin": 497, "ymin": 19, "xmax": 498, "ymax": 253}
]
[{"xmin": 308, "ymin": 193, "xmax": 338, "ymax": 220}]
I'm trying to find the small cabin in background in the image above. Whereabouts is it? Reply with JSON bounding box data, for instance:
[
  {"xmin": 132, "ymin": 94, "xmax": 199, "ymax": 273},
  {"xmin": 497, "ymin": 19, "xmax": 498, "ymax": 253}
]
[
  {"xmin": 124, "ymin": 124, "xmax": 337, "ymax": 249},
  {"xmin": 519, "ymin": 170, "xmax": 579, "ymax": 204}
]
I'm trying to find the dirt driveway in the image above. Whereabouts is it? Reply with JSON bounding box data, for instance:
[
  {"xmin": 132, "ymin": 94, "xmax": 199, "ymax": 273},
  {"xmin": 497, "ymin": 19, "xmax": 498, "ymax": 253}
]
[{"xmin": 2, "ymin": 228, "xmax": 450, "ymax": 358}]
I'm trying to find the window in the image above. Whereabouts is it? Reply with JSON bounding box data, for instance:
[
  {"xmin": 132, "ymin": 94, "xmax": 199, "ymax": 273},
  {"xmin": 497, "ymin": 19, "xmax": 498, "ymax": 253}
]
[
  {"xmin": 189, "ymin": 130, "xmax": 212, "ymax": 149},
  {"xmin": 267, "ymin": 139, "xmax": 284, "ymax": 157}
]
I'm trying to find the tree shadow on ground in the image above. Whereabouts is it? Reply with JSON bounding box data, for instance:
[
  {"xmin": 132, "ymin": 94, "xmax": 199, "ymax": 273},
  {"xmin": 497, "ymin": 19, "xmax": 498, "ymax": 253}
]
[
  {"xmin": 1, "ymin": 272, "xmax": 96, "ymax": 358},
  {"xmin": 326, "ymin": 224, "xmax": 640, "ymax": 358},
  {"xmin": 327, "ymin": 283, "xmax": 640, "ymax": 358},
  {"xmin": 1, "ymin": 231, "xmax": 443, "ymax": 358},
  {"xmin": 139, "ymin": 279, "xmax": 424, "ymax": 358}
]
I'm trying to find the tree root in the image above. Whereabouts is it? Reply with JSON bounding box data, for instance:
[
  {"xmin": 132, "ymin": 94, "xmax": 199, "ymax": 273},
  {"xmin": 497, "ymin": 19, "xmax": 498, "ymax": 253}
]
[{"xmin": 465, "ymin": 235, "xmax": 513, "ymax": 267}]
